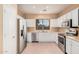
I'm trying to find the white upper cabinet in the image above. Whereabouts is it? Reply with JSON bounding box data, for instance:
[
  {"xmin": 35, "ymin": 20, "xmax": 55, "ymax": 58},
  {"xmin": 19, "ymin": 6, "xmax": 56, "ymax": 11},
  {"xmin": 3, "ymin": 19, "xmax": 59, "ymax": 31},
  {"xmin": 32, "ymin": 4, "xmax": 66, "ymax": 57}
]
[
  {"xmin": 66, "ymin": 11, "xmax": 72, "ymax": 20},
  {"xmin": 26, "ymin": 19, "xmax": 36, "ymax": 27},
  {"xmin": 57, "ymin": 8, "xmax": 79, "ymax": 28},
  {"xmin": 61, "ymin": 15, "xmax": 67, "ymax": 26},
  {"xmin": 57, "ymin": 16, "xmax": 65, "ymax": 27},
  {"xmin": 71, "ymin": 8, "xmax": 79, "ymax": 27},
  {"xmin": 50, "ymin": 19, "xmax": 59, "ymax": 27},
  {"xmin": 62, "ymin": 14, "xmax": 67, "ymax": 20}
]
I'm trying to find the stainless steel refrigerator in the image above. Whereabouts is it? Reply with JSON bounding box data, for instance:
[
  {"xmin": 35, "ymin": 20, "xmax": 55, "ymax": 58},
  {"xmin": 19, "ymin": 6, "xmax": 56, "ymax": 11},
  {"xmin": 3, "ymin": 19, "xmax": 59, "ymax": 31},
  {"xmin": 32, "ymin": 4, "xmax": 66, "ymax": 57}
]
[{"xmin": 17, "ymin": 16, "xmax": 27, "ymax": 53}]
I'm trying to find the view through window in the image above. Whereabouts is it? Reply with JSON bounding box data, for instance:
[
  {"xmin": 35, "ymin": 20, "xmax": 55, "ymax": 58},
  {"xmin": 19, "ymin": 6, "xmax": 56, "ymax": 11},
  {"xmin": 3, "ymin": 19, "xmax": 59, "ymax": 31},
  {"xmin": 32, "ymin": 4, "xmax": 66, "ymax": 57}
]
[{"xmin": 36, "ymin": 19, "xmax": 50, "ymax": 30}]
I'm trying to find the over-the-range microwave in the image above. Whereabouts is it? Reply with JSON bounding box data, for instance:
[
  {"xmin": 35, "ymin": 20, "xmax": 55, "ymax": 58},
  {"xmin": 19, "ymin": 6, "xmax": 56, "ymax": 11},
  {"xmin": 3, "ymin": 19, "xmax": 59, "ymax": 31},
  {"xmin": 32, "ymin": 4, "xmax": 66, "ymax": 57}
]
[{"xmin": 62, "ymin": 19, "xmax": 78, "ymax": 28}]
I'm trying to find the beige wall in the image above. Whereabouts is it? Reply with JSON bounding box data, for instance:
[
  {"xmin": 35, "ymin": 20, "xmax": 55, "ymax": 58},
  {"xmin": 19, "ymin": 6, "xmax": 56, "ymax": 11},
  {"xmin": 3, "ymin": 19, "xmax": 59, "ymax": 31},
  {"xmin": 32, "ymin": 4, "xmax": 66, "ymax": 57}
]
[
  {"xmin": 17, "ymin": 7, "xmax": 26, "ymax": 19},
  {"xmin": 0, "ymin": 4, "xmax": 3, "ymax": 53},
  {"xmin": 25, "ymin": 14, "xmax": 58, "ymax": 19},
  {"xmin": 0, "ymin": 4, "xmax": 17, "ymax": 54}
]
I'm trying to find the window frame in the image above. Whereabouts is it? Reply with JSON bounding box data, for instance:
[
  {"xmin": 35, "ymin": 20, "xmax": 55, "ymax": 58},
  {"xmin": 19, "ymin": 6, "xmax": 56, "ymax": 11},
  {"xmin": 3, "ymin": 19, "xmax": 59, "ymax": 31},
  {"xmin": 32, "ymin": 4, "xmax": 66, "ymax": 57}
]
[{"xmin": 36, "ymin": 19, "xmax": 50, "ymax": 30}]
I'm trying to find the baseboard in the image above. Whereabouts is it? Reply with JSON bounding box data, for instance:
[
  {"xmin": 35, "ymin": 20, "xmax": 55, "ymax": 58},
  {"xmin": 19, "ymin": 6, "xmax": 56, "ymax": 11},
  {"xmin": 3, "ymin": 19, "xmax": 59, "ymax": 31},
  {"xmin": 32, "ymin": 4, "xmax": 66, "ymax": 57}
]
[
  {"xmin": 27, "ymin": 41, "xmax": 32, "ymax": 43},
  {"xmin": 38, "ymin": 41, "xmax": 56, "ymax": 43}
]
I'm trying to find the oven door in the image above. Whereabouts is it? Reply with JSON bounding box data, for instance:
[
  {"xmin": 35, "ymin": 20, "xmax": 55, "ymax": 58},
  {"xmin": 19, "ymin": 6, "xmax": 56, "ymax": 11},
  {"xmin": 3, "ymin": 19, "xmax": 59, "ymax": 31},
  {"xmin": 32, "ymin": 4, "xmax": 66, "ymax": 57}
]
[
  {"xmin": 58, "ymin": 36, "xmax": 65, "ymax": 45},
  {"xmin": 58, "ymin": 35, "xmax": 66, "ymax": 53}
]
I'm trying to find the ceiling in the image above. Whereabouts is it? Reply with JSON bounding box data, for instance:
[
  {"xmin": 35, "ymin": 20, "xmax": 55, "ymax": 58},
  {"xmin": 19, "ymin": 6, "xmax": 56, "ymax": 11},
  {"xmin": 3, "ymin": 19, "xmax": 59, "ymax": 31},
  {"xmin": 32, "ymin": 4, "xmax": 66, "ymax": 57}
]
[{"xmin": 18, "ymin": 4, "xmax": 70, "ymax": 14}]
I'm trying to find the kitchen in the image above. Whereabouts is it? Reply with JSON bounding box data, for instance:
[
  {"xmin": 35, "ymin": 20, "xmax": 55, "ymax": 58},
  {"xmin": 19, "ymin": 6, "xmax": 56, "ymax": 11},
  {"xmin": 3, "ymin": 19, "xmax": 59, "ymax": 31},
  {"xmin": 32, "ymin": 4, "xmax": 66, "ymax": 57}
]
[
  {"xmin": 19, "ymin": 4, "xmax": 79, "ymax": 54},
  {"xmin": 0, "ymin": 4, "xmax": 79, "ymax": 54}
]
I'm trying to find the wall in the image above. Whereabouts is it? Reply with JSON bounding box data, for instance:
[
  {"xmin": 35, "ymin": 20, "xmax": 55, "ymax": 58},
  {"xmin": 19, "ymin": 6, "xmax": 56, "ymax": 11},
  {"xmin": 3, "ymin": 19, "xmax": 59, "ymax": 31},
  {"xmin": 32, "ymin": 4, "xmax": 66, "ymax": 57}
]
[
  {"xmin": 25, "ymin": 14, "xmax": 58, "ymax": 19},
  {"xmin": 0, "ymin": 4, "xmax": 18, "ymax": 54},
  {"xmin": 27, "ymin": 27, "xmax": 59, "ymax": 32},
  {"xmin": 3, "ymin": 4, "xmax": 18, "ymax": 54},
  {"xmin": 17, "ymin": 7, "xmax": 26, "ymax": 19},
  {"xmin": 0, "ymin": 5, "xmax": 3, "ymax": 53}
]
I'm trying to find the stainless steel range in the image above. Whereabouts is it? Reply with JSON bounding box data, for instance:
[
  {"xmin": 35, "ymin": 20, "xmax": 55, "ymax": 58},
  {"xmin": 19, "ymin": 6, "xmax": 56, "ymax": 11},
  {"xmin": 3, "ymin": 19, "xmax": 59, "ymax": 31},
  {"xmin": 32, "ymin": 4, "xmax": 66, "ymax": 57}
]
[{"xmin": 58, "ymin": 33, "xmax": 66, "ymax": 54}]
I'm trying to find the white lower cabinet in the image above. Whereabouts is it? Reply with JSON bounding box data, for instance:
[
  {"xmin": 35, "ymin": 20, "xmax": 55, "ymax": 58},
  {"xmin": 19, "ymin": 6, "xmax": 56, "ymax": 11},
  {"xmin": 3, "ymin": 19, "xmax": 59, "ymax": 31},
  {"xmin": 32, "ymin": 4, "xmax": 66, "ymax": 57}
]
[
  {"xmin": 27, "ymin": 33, "xmax": 32, "ymax": 42},
  {"xmin": 71, "ymin": 40, "xmax": 79, "ymax": 54},
  {"xmin": 66, "ymin": 37, "xmax": 79, "ymax": 54},
  {"xmin": 66, "ymin": 38, "xmax": 72, "ymax": 54},
  {"xmin": 37, "ymin": 32, "xmax": 58, "ymax": 43},
  {"xmin": 27, "ymin": 32, "xmax": 58, "ymax": 43}
]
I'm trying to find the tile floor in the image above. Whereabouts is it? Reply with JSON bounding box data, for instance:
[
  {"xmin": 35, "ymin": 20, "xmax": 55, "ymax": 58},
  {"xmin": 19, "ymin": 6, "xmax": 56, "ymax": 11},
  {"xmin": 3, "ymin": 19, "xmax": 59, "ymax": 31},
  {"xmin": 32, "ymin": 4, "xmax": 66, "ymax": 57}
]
[{"xmin": 22, "ymin": 42, "xmax": 64, "ymax": 54}]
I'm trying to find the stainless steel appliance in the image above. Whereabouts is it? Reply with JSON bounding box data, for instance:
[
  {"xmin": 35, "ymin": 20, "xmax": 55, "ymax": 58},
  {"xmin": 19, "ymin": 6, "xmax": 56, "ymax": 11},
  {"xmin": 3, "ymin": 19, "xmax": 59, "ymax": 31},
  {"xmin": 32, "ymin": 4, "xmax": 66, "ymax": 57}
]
[
  {"xmin": 58, "ymin": 33, "xmax": 66, "ymax": 54},
  {"xmin": 61, "ymin": 19, "xmax": 72, "ymax": 28},
  {"xmin": 62, "ymin": 19, "xmax": 78, "ymax": 28},
  {"xmin": 32, "ymin": 33, "xmax": 38, "ymax": 43},
  {"xmin": 17, "ymin": 16, "xmax": 27, "ymax": 54},
  {"xmin": 66, "ymin": 28, "xmax": 78, "ymax": 36}
]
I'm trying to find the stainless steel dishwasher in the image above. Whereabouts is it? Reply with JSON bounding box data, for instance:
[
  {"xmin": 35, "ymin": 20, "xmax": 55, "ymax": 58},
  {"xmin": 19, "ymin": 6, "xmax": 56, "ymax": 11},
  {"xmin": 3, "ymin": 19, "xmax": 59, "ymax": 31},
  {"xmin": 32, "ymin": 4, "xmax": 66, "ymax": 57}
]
[{"xmin": 32, "ymin": 33, "xmax": 38, "ymax": 43}]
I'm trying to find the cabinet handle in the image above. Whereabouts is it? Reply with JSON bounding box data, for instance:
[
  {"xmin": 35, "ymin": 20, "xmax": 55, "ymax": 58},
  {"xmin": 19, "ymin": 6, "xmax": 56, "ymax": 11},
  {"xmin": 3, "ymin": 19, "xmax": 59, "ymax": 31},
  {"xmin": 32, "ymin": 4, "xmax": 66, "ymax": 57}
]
[{"xmin": 12, "ymin": 36, "xmax": 15, "ymax": 38}]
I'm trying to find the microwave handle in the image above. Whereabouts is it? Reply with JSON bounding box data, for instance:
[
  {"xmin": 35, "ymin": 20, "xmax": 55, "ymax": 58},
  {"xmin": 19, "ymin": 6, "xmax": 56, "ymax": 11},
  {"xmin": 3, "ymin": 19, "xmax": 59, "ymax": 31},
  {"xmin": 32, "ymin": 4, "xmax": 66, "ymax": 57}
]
[{"xmin": 69, "ymin": 19, "xmax": 72, "ymax": 28}]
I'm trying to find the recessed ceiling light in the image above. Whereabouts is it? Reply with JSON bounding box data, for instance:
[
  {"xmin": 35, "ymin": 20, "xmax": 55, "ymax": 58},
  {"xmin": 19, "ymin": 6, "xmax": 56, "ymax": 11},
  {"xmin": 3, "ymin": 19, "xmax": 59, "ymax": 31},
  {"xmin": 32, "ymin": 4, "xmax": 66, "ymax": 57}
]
[{"xmin": 33, "ymin": 6, "xmax": 36, "ymax": 8}]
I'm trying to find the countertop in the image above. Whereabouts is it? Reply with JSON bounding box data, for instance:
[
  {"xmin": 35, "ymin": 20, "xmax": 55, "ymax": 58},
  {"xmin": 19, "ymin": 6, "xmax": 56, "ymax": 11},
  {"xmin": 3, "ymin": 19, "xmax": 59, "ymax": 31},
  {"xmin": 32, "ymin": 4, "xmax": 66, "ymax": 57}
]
[{"xmin": 66, "ymin": 35, "xmax": 79, "ymax": 42}]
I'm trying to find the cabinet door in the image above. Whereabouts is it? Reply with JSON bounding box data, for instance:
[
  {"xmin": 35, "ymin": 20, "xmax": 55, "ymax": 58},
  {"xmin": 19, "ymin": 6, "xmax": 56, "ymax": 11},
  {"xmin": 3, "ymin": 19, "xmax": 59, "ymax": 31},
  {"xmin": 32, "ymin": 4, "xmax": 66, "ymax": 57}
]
[
  {"xmin": 62, "ymin": 14, "xmax": 67, "ymax": 20},
  {"xmin": 26, "ymin": 19, "xmax": 35, "ymax": 27},
  {"xmin": 66, "ymin": 38, "xmax": 72, "ymax": 54},
  {"xmin": 50, "ymin": 19, "xmax": 58, "ymax": 27},
  {"xmin": 66, "ymin": 11, "xmax": 72, "ymax": 20},
  {"xmin": 72, "ymin": 8, "xmax": 79, "ymax": 27},
  {"xmin": 38, "ymin": 33, "xmax": 58, "ymax": 43},
  {"xmin": 57, "ymin": 18, "xmax": 62, "ymax": 27},
  {"xmin": 27, "ymin": 33, "xmax": 32, "ymax": 42},
  {"xmin": 71, "ymin": 40, "xmax": 79, "ymax": 54}
]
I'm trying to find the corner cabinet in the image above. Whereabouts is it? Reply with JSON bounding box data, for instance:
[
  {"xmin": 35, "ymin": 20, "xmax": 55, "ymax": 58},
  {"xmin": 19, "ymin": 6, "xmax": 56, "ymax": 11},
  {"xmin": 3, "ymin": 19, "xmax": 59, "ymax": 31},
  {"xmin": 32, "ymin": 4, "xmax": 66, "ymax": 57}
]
[
  {"xmin": 71, "ymin": 8, "xmax": 79, "ymax": 27},
  {"xmin": 26, "ymin": 19, "xmax": 36, "ymax": 27},
  {"xmin": 50, "ymin": 19, "xmax": 59, "ymax": 27},
  {"xmin": 66, "ymin": 37, "xmax": 79, "ymax": 54}
]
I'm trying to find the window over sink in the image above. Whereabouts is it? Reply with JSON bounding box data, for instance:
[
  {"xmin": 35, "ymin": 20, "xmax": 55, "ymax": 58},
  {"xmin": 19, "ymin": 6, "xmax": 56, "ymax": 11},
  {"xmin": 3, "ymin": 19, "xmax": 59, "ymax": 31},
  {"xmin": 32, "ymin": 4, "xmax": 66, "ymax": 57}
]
[{"xmin": 36, "ymin": 19, "xmax": 50, "ymax": 30}]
